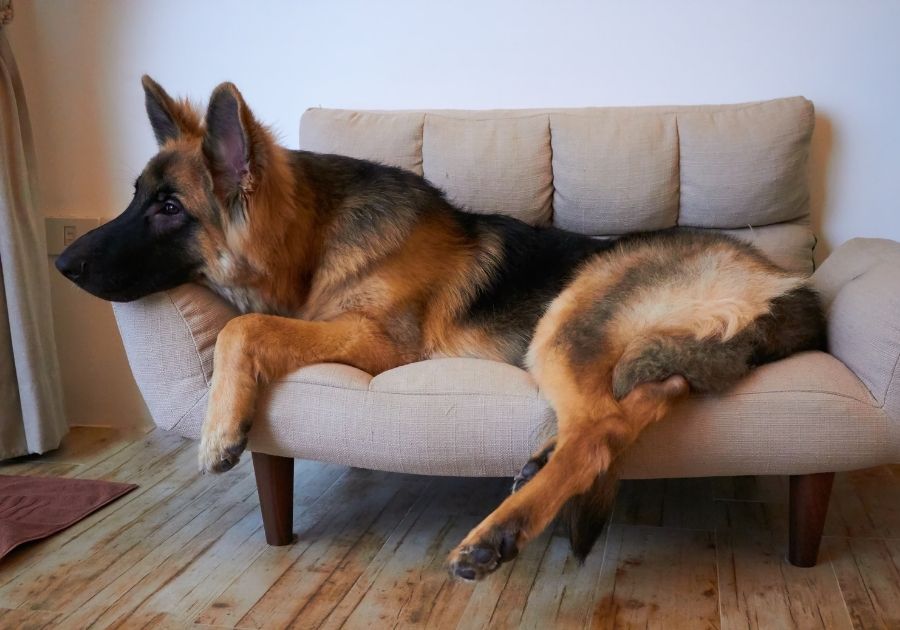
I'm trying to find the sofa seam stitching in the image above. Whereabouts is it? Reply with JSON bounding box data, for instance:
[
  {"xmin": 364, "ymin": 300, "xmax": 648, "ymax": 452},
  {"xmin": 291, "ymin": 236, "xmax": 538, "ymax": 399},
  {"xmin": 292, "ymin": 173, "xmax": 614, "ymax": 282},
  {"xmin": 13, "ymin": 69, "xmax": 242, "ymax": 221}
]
[
  {"xmin": 417, "ymin": 113, "xmax": 425, "ymax": 175},
  {"xmin": 167, "ymin": 290, "xmax": 211, "ymax": 388},
  {"xmin": 279, "ymin": 380, "xmax": 540, "ymax": 399},
  {"xmin": 319, "ymin": 98, "xmax": 805, "ymax": 120},
  {"xmin": 879, "ymin": 350, "xmax": 900, "ymax": 417},
  {"xmin": 546, "ymin": 114, "xmax": 555, "ymax": 226},
  {"xmin": 711, "ymin": 389, "xmax": 876, "ymax": 406},
  {"xmin": 828, "ymin": 270, "xmax": 889, "ymax": 406},
  {"xmin": 269, "ymin": 380, "xmax": 876, "ymax": 406},
  {"xmin": 675, "ymin": 112, "xmax": 681, "ymax": 227},
  {"xmin": 170, "ymin": 389, "xmax": 209, "ymax": 432}
]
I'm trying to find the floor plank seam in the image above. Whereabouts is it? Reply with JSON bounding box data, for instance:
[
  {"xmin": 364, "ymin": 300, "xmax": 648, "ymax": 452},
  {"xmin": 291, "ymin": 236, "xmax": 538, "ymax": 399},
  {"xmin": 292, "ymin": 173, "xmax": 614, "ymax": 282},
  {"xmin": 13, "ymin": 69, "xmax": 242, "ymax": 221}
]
[
  {"xmin": 325, "ymin": 485, "xmax": 435, "ymax": 627},
  {"xmin": 713, "ymin": 528, "xmax": 724, "ymax": 630},
  {"xmin": 57, "ymin": 465, "xmax": 253, "ymax": 624},
  {"xmin": 69, "ymin": 502, "xmax": 253, "ymax": 618},
  {"xmin": 830, "ymin": 555, "xmax": 861, "ymax": 629},
  {"xmin": 203, "ymin": 468, "xmax": 360, "ymax": 628},
  {"xmin": 288, "ymin": 483, "xmax": 424, "ymax": 627},
  {"xmin": 496, "ymin": 533, "xmax": 554, "ymax": 628}
]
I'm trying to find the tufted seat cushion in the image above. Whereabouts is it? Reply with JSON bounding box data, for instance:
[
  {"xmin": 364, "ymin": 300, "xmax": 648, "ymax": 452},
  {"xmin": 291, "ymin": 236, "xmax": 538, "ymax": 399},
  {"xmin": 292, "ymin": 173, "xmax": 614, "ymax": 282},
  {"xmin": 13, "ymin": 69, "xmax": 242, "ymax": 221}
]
[{"xmin": 113, "ymin": 280, "xmax": 899, "ymax": 478}]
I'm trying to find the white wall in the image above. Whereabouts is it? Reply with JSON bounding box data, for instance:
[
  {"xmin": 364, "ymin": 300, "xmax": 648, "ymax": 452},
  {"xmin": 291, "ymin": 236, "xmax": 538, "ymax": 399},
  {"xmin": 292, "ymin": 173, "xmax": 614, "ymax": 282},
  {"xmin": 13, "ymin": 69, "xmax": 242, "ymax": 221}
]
[{"xmin": 7, "ymin": 0, "xmax": 900, "ymax": 428}]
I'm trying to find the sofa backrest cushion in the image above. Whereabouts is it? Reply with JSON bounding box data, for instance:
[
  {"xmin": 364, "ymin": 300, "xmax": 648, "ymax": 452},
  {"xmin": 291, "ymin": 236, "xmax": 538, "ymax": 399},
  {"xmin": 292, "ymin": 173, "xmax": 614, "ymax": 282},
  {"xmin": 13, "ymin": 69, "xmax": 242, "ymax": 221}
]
[{"xmin": 299, "ymin": 98, "xmax": 816, "ymax": 273}]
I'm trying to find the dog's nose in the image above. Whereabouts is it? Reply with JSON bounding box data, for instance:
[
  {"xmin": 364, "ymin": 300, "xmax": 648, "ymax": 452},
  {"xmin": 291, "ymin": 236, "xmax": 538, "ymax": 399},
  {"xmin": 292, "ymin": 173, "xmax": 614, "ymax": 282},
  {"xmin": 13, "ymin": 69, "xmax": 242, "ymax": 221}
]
[{"xmin": 55, "ymin": 254, "xmax": 87, "ymax": 282}]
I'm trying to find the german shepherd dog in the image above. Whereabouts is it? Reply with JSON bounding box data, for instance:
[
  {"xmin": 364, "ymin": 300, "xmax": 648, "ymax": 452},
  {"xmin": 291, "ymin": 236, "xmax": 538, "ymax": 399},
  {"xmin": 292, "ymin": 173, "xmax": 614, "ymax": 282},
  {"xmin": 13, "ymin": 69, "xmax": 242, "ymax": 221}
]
[{"xmin": 57, "ymin": 77, "xmax": 826, "ymax": 581}]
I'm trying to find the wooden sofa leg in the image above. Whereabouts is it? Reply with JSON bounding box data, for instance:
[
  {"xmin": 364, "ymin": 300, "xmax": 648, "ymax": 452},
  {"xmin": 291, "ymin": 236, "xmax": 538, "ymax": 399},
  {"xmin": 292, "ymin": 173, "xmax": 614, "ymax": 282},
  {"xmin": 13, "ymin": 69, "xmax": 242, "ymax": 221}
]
[
  {"xmin": 788, "ymin": 471, "xmax": 835, "ymax": 567},
  {"xmin": 252, "ymin": 452, "xmax": 295, "ymax": 546}
]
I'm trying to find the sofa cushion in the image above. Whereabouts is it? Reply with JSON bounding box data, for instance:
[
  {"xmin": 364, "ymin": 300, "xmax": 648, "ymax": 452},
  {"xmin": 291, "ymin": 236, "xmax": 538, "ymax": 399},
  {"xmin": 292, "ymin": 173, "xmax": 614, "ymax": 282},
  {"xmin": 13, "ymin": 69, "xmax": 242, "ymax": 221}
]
[
  {"xmin": 719, "ymin": 217, "xmax": 816, "ymax": 275},
  {"xmin": 114, "ymin": 279, "xmax": 897, "ymax": 478},
  {"xmin": 299, "ymin": 109, "xmax": 425, "ymax": 175},
  {"xmin": 549, "ymin": 111, "xmax": 679, "ymax": 234},
  {"xmin": 678, "ymin": 98, "xmax": 815, "ymax": 229},
  {"xmin": 619, "ymin": 352, "xmax": 893, "ymax": 479},
  {"xmin": 166, "ymin": 359, "xmax": 555, "ymax": 478},
  {"xmin": 159, "ymin": 350, "xmax": 895, "ymax": 478},
  {"xmin": 421, "ymin": 114, "xmax": 553, "ymax": 226}
]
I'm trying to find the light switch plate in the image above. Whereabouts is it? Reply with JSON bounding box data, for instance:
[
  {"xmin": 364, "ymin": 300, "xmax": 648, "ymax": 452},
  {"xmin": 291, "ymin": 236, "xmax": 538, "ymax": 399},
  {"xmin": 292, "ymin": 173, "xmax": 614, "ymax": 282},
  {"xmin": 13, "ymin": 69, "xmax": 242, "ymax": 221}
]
[{"xmin": 45, "ymin": 217, "xmax": 101, "ymax": 256}]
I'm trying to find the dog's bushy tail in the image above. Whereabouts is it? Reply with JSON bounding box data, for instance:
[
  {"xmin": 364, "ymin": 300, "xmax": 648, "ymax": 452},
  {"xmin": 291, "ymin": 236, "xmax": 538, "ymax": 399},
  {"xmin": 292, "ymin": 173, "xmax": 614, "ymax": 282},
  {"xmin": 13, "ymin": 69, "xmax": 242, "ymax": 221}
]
[
  {"xmin": 559, "ymin": 470, "xmax": 618, "ymax": 561},
  {"xmin": 610, "ymin": 285, "xmax": 827, "ymax": 400}
]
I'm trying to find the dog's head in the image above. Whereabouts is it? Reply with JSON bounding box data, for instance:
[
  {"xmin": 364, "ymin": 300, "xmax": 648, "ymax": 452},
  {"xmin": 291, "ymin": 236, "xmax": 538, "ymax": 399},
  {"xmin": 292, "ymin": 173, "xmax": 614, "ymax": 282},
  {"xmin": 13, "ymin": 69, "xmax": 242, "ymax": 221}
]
[{"xmin": 56, "ymin": 76, "xmax": 271, "ymax": 302}]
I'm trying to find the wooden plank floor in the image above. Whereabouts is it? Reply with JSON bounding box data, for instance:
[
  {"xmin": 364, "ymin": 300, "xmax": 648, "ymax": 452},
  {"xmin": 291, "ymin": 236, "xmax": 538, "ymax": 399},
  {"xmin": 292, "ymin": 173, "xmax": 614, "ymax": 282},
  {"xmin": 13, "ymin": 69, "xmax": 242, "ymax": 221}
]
[{"xmin": 1, "ymin": 428, "xmax": 898, "ymax": 629}]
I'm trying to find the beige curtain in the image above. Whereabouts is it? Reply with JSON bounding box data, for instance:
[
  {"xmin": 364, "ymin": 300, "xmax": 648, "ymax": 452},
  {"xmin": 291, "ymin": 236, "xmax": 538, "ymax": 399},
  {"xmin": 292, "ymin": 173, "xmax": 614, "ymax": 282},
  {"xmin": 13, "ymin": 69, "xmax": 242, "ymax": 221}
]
[{"xmin": 0, "ymin": 1, "xmax": 67, "ymax": 459}]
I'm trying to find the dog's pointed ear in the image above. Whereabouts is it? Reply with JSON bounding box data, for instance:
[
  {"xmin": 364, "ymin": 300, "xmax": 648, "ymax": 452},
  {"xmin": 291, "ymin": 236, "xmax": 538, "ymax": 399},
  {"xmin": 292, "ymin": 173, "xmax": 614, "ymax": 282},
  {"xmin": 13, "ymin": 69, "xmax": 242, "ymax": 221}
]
[
  {"xmin": 202, "ymin": 82, "xmax": 256, "ymax": 197},
  {"xmin": 142, "ymin": 75, "xmax": 200, "ymax": 146}
]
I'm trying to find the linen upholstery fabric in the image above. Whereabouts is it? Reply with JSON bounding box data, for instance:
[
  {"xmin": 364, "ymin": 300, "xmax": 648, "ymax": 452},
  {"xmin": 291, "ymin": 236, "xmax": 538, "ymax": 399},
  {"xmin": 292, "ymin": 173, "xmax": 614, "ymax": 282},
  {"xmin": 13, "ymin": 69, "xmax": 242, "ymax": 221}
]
[
  {"xmin": 719, "ymin": 218, "xmax": 817, "ymax": 276},
  {"xmin": 113, "ymin": 286, "xmax": 236, "ymax": 430},
  {"xmin": 549, "ymin": 112, "xmax": 679, "ymax": 234},
  {"xmin": 422, "ymin": 115, "xmax": 553, "ymax": 225},
  {"xmin": 812, "ymin": 238, "xmax": 900, "ymax": 420},
  {"xmin": 677, "ymin": 98, "xmax": 815, "ymax": 228},
  {"xmin": 299, "ymin": 110, "xmax": 425, "ymax": 176},
  {"xmin": 112, "ymin": 100, "xmax": 900, "ymax": 479}
]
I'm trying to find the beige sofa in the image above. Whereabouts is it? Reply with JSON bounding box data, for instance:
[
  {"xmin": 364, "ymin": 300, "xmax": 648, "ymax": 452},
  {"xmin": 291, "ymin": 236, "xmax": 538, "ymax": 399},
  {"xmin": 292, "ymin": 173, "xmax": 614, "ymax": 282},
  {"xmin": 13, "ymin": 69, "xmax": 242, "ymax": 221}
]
[{"xmin": 112, "ymin": 97, "xmax": 900, "ymax": 566}]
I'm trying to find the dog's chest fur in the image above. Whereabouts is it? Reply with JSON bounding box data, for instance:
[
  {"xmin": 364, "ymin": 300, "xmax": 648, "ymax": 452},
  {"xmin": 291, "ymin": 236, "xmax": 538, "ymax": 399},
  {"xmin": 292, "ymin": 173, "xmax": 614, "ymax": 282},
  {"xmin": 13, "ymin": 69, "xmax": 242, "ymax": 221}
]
[
  {"xmin": 209, "ymin": 283, "xmax": 272, "ymax": 314},
  {"xmin": 202, "ymin": 251, "xmax": 283, "ymax": 315}
]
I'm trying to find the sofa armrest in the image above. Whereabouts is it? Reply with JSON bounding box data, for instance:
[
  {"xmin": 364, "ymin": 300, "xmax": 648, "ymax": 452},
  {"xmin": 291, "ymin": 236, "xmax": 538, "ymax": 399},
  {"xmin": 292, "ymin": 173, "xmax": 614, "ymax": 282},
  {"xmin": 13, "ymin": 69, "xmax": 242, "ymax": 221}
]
[
  {"xmin": 112, "ymin": 283, "xmax": 237, "ymax": 430},
  {"xmin": 812, "ymin": 238, "xmax": 900, "ymax": 422}
]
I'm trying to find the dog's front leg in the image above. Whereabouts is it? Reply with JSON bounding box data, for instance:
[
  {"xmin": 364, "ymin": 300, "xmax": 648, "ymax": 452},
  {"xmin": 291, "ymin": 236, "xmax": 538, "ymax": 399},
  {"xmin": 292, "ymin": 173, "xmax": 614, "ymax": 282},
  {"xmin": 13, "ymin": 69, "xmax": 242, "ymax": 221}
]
[{"xmin": 199, "ymin": 312, "xmax": 399, "ymax": 473}]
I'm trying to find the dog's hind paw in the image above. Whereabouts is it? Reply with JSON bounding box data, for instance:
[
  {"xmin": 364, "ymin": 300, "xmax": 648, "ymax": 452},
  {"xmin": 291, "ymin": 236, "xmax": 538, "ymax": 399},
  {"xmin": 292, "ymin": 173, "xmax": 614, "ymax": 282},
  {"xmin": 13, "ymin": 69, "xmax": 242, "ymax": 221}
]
[
  {"xmin": 448, "ymin": 524, "xmax": 520, "ymax": 581},
  {"xmin": 511, "ymin": 440, "xmax": 556, "ymax": 493},
  {"xmin": 511, "ymin": 461, "xmax": 542, "ymax": 493},
  {"xmin": 448, "ymin": 545, "xmax": 501, "ymax": 581}
]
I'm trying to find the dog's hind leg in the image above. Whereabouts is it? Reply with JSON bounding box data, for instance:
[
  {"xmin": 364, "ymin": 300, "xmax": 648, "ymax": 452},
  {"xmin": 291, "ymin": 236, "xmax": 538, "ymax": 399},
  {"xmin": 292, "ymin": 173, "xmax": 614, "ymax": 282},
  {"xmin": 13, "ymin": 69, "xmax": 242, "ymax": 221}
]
[
  {"xmin": 200, "ymin": 312, "xmax": 403, "ymax": 473},
  {"xmin": 447, "ymin": 375, "xmax": 687, "ymax": 581}
]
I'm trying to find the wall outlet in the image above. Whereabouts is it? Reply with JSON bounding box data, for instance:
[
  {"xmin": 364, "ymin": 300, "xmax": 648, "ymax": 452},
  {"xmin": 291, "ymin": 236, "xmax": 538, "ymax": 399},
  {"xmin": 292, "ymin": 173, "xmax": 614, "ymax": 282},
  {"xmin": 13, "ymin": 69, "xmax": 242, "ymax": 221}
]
[{"xmin": 45, "ymin": 217, "xmax": 101, "ymax": 256}]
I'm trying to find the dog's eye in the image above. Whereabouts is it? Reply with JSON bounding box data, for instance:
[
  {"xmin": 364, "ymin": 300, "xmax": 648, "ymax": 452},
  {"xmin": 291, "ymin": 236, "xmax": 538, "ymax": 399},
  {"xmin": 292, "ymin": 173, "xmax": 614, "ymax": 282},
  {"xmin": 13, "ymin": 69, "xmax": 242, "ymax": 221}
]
[{"xmin": 160, "ymin": 200, "xmax": 181, "ymax": 215}]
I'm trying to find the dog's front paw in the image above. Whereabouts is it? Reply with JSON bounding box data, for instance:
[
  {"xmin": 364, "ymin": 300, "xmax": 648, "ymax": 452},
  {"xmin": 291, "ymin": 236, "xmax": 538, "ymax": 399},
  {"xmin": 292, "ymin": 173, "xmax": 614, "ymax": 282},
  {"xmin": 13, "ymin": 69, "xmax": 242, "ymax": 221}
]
[
  {"xmin": 448, "ymin": 524, "xmax": 520, "ymax": 581},
  {"xmin": 198, "ymin": 420, "xmax": 250, "ymax": 474}
]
